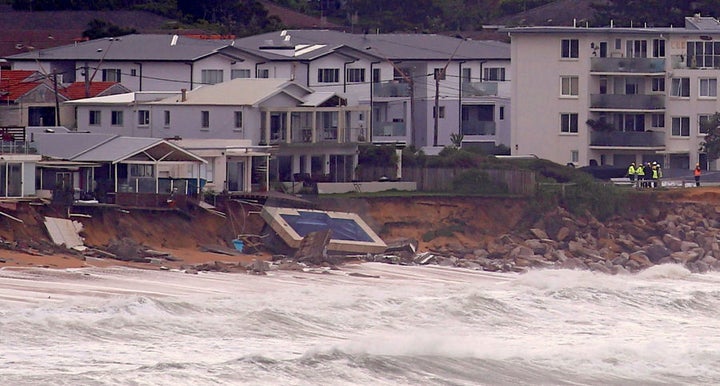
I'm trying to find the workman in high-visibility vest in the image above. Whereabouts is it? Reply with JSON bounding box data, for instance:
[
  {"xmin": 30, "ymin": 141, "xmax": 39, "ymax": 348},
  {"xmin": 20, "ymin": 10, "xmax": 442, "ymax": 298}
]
[
  {"xmin": 627, "ymin": 162, "xmax": 636, "ymax": 184},
  {"xmin": 635, "ymin": 162, "xmax": 645, "ymax": 188}
]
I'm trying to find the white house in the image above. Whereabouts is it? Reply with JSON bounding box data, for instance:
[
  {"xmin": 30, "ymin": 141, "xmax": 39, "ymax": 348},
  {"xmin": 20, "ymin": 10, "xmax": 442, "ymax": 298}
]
[
  {"xmin": 7, "ymin": 31, "xmax": 511, "ymax": 151},
  {"xmin": 65, "ymin": 78, "xmax": 368, "ymax": 190},
  {"xmin": 505, "ymin": 14, "xmax": 720, "ymax": 171}
]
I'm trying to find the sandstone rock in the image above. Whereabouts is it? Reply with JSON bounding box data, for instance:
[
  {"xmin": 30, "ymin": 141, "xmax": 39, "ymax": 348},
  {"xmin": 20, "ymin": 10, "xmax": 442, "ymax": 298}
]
[
  {"xmin": 524, "ymin": 239, "xmax": 547, "ymax": 254},
  {"xmin": 556, "ymin": 226, "xmax": 571, "ymax": 241},
  {"xmin": 624, "ymin": 223, "xmax": 649, "ymax": 241},
  {"xmin": 662, "ymin": 234, "xmax": 683, "ymax": 252},
  {"xmin": 587, "ymin": 262, "xmax": 611, "ymax": 274},
  {"xmin": 645, "ymin": 244, "xmax": 670, "ymax": 263},
  {"xmin": 530, "ymin": 228, "xmax": 549, "ymax": 240},
  {"xmin": 628, "ymin": 252, "xmax": 653, "ymax": 268},
  {"xmin": 680, "ymin": 241, "xmax": 700, "ymax": 252}
]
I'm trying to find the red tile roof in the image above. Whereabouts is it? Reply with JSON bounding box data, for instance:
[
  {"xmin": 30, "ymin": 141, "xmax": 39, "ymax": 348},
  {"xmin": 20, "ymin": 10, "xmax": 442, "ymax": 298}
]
[
  {"xmin": 0, "ymin": 69, "xmax": 44, "ymax": 102},
  {"xmin": 60, "ymin": 81, "xmax": 118, "ymax": 100}
]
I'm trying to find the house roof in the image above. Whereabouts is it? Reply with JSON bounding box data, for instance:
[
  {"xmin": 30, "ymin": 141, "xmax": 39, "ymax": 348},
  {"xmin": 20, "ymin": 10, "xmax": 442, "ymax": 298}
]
[
  {"xmin": 6, "ymin": 34, "xmax": 231, "ymax": 62},
  {"xmin": 301, "ymin": 91, "xmax": 341, "ymax": 107},
  {"xmin": 151, "ymin": 78, "xmax": 308, "ymax": 106},
  {"xmin": 0, "ymin": 70, "xmax": 44, "ymax": 102},
  {"xmin": 33, "ymin": 132, "xmax": 205, "ymax": 164},
  {"xmin": 60, "ymin": 82, "xmax": 126, "ymax": 100},
  {"xmin": 64, "ymin": 91, "xmax": 181, "ymax": 105},
  {"xmin": 232, "ymin": 29, "xmax": 511, "ymax": 61}
]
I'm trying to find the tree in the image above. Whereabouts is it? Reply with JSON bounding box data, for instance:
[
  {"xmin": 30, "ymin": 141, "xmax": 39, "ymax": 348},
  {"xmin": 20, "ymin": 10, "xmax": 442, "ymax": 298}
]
[
  {"xmin": 83, "ymin": 19, "xmax": 137, "ymax": 40},
  {"xmin": 591, "ymin": 0, "xmax": 705, "ymax": 27},
  {"xmin": 700, "ymin": 112, "xmax": 720, "ymax": 162}
]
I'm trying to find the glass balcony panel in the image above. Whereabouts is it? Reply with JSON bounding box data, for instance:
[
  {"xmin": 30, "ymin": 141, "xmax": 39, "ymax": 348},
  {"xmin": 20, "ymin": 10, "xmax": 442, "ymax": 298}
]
[
  {"xmin": 372, "ymin": 82, "xmax": 411, "ymax": 98},
  {"xmin": 590, "ymin": 94, "xmax": 664, "ymax": 110},
  {"xmin": 461, "ymin": 82, "xmax": 498, "ymax": 97},
  {"xmin": 461, "ymin": 121, "xmax": 496, "ymax": 136},
  {"xmin": 372, "ymin": 121, "xmax": 406, "ymax": 137},
  {"xmin": 590, "ymin": 130, "xmax": 665, "ymax": 147},
  {"xmin": 590, "ymin": 57, "xmax": 665, "ymax": 73}
]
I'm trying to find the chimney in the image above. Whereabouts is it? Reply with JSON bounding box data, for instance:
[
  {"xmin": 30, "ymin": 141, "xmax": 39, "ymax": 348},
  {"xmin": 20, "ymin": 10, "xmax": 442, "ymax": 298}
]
[{"xmin": 181, "ymin": 88, "xmax": 187, "ymax": 102}]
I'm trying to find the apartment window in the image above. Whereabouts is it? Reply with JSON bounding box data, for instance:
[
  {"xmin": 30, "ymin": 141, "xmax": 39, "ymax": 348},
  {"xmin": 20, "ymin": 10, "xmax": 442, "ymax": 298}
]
[
  {"xmin": 433, "ymin": 106, "xmax": 446, "ymax": 118},
  {"xmin": 571, "ymin": 150, "xmax": 579, "ymax": 163},
  {"xmin": 699, "ymin": 114, "xmax": 714, "ymax": 134},
  {"xmin": 652, "ymin": 38, "xmax": 665, "ymax": 58},
  {"xmin": 499, "ymin": 106, "xmax": 505, "ymax": 120},
  {"xmin": 671, "ymin": 116, "xmax": 690, "ymax": 136},
  {"xmin": 201, "ymin": 111, "xmax": 210, "ymax": 129},
  {"xmin": 138, "ymin": 110, "xmax": 150, "ymax": 126},
  {"xmin": 615, "ymin": 39, "xmax": 622, "ymax": 50},
  {"xmin": 256, "ymin": 68, "xmax": 269, "ymax": 78},
  {"xmin": 622, "ymin": 114, "xmax": 645, "ymax": 132},
  {"xmin": 231, "ymin": 69, "xmax": 251, "ymax": 79},
  {"xmin": 234, "ymin": 111, "xmax": 243, "ymax": 130},
  {"xmin": 433, "ymin": 68, "xmax": 446, "ymax": 80},
  {"xmin": 699, "ymin": 78, "xmax": 717, "ymax": 98},
  {"xmin": 652, "ymin": 77, "xmax": 665, "ymax": 92},
  {"xmin": 671, "ymin": 77, "xmax": 690, "ymax": 97},
  {"xmin": 372, "ymin": 68, "xmax": 381, "ymax": 83},
  {"xmin": 560, "ymin": 113, "xmax": 578, "ymax": 133},
  {"xmin": 687, "ymin": 41, "xmax": 720, "ymax": 68},
  {"xmin": 561, "ymin": 39, "xmax": 579, "ymax": 58},
  {"xmin": 130, "ymin": 69, "xmax": 137, "ymax": 76},
  {"xmin": 163, "ymin": 110, "xmax": 170, "ymax": 126},
  {"xmin": 201, "ymin": 69, "xmax": 223, "ymax": 85},
  {"xmin": 317, "ymin": 68, "xmax": 339, "ymax": 83},
  {"xmin": 346, "ymin": 68, "xmax": 365, "ymax": 83},
  {"xmin": 652, "ymin": 113, "xmax": 665, "ymax": 128},
  {"xmin": 89, "ymin": 110, "xmax": 101, "ymax": 125},
  {"xmin": 560, "ymin": 76, "xmax": 579, "ymax": 96},
  {"xmin": 462, "ymin": 67, "xmax": 471, "ymax": 83},
  {"xmin": 484, "ymin": 67, "xmax": 505, "ymax": 81},
  {"xmin": 102, "ymin": 68, "xmax": 121, "ymax": 82},
  {"xmin": 111, "ymin": 110, "xmax": 123, "ymax": 126},
  {"xmin": 625, "ymin": 78, "xmax": 639, "ymax": 95},
  {"xmin": 626, "ymin": 40, "xmax": 647, "ymax": 58}
]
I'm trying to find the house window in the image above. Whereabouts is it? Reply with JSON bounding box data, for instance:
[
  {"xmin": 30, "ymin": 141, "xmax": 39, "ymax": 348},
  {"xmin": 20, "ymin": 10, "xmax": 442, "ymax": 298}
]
[
  {"xmin": 561, "ymin": 39, "xmax": 579, "ymax": 58},
  {"xmin": 652, "ymin": 113, "xmax": 665, "ymax": 128},
  {"xmin": 699, "ymin": 114, "xmax": 714, "ymax": 134},
  {"xmin": 372, "ymin": 68, "xmax": 381, "ymax": 83},
  {"xmin": 163, "ymin": 110, "xmax": 170, "ymax": 126},
  {"xmin": 346, "ymin": 68, "xmax": 365, "ymax": 83},
  {"xmin": 652, "ymin": 77, "xmax": 665, "ymax": 92},
  {"xmin": 111, "ymin": 110, "xmax": 123, "ymax": 126},
  {"xmin": 484, "ymin": 68, "xmax": 505, "ymax": 81},
  {"xmin": 699, "ymin": 78, "xmax": 717, "ymax": 98},
  {"xmin": 432, "ymin": 106, "xmax": 446, "ymax": 118},
  {"xmin": 257, "ymin": 68, "xmax": 269, "ymax": 78},
  {"xmin": 102, "ymin": 68, "xmax": 121, "ymax": 82},
  {"xmin": 671, "ymin": 77, "xmax": 690, "ymax": 97},
  {"xmin": 687, "ymin": 41, "xmax": 720, "ymax": 68},
  {"xmin": 234, "ymin": 111, "xmax": 243, "ymax": 130},
  {"xmin": 433, "ymin": 68, "xmax": 446, "ymax": 80},
  {"xmin": 571, "ymin": 150, "xmax": 579, "ymax": 163},
  {"xmin": 499, "ymin": 106, "xmax": 505, "ymax": 120},
  {"xmin": 89, "ymin": 110, "xmax": 101, "ymax": 125},
  {"xmin": 130, "ymin": 164, "xmax": 153, "ymax": 177},
  {"xmin": 462, "ymin": 67, "xmax": 471, "ymax": 83},
  {"xmin": 138, "ymin": 110, "xmax": 150, "ymax": 126},
  {"xmin": 653, "ymin": 38, "xmax": 665, "ymax": 58},
  {"xmin": 231, "ymin": 69, "xmax": 251, "ymax": 79},
  {"xmin": 671, "ymin": 116, "xmax": 690, "ymax": 136},
  {"xmin": 626, "ymin": 40, "xmax": 647, "ymax": 58},
  {"xmin": 201, "ymin": 69, "xmax": 223, "ymax": 85},
  {"xmin": 560, "ymin": 76, "xmax": 579, "ymax": 96},
  {"xmin": 560, "ymin": 113, "xmax": 578, "ymax": 133},
  {"xmin": 200, "ymin": 161, "xmax": 214, "ymax": 183},
  {"xmin": 201, "ymin": 111, "xmax": 210, "ymax": 129},
  {"xmin": 317, "ymin": 68, "xmax": 339, "ymax": 83}
]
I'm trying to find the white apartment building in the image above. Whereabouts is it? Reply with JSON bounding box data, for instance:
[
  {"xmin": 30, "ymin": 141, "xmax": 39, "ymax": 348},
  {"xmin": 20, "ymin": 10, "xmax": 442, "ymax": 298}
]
[{"xmin": 506, "ymin": 14, "xmax": 720, "ymax": 170}]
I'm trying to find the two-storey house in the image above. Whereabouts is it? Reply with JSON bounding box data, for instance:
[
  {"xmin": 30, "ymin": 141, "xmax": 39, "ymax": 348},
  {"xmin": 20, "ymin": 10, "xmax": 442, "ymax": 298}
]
[
  {"xmin": 506, "ymin": 14, "xmax": 720, "ymax": 171},
  {"xmin": 65, "ymin": 78, "xmax": 368, "ymax": 191}
]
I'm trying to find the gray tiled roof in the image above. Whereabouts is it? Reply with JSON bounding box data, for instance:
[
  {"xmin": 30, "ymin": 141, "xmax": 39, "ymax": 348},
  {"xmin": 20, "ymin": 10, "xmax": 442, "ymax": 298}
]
[
  {"xmin": 232, "ymin": 29, "xmax": 510, "ymax": 60},
  {"xmin": 6, "ymin": 34, "xmax": 230, "ymax": 62}
]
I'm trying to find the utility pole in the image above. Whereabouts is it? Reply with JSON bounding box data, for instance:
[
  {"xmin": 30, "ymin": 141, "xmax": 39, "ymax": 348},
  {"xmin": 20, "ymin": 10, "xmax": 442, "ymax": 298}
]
[{"xmin": 52, "ymin": 71, "xmax": 60, "ymax": 126}]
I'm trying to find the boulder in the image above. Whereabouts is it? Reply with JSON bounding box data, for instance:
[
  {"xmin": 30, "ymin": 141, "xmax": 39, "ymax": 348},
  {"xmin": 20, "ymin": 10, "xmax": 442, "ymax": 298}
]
[
  {"xmin": 645, "ymin": 244, "xmax": 670, "ymax": 263},
  {"xmin": 530, "ymin": 228, "xmax": 549, "ymax": 240},
  {"xmin": 662, "ymin": 234, "xmax": 683, "ymax": 252}
]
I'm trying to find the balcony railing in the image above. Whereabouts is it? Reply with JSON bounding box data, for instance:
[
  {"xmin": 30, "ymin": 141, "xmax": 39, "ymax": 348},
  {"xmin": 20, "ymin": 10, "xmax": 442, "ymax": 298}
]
[
  {"xmin": 0, "ymin": 141, "xmax": 38, "ymax": 154},
  {"xmin": 590, "ymin": 130, "xmax": 665, "ymax": 147},
  {"xmin": 372, "ymin": 121, "xmax": 406, "ymax": 137},
  {"xmin": 461, "ymin": 81, "xmax": 498, "ymax": 97},
  {"xmin": 372, "ymin": 82, "xmax": 411, "ymax": 98},
  {"xmin": 590, "ymin": 94, "xmax": 665, "ymax": 110},
  {"xmin": 461, "ymin": 121, "xmax": 496, "ymax": 136},
  {"xmin": 590, "ymin": 57, "xmax": 666, "ymax": 73}
]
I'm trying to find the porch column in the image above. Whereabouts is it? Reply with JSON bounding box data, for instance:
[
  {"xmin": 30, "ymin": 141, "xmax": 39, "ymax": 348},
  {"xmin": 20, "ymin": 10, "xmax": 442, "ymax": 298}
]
[
  {"xmin": 323, "ymin": 153, "xmax": 330, "ymax": 175},
  {"xmin": 264, "ymin": 110, "xmax": 271, "ymax": 144},
  {"xmin": 292, "ymin": 155, "xmax": 301, "ymax": 176},
  {"xmin": 304, "ymin": 155, "xmax": 311, "ymax": 175},
  {"xmin": 285, "ymin": 111, "xmax": 291, "ymax": 143},
  {"xmin": 196, "ymin": 162, "xmax": 201, "ymax": 195},
  {"xmin": 338, "ymin": 108, "xmax": 346, "ymax": 143},
  {"xmin": 155, "ymin": 161, "xmax": 159, "ymax": 194},
  {"xmin": 245, "ymin": 157, "xmax": 252, "ymax": 192},
  {"xmin": 312, "ymin": 110, "xmax": 317, "ymax": 143},
  {"xmin": 114, "ymin": 164, "xmax": 118, "ymax": 193},
  {"xmin": 351, "ymin": 152, "xmax": 359, "ymax": 181}
]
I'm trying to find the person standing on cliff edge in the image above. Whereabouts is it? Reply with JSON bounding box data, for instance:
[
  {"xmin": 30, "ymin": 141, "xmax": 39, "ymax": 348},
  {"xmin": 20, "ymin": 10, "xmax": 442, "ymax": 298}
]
[{"xmin": 695, "ymin": 163, "xmax": 702, "ymax": 187}]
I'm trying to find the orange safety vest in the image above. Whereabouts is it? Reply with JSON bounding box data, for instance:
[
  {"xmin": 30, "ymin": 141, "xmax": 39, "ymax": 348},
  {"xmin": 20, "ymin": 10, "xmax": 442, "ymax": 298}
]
[{"xmin": 695, "ymin": 168, "xmax": 702, "ymax": 177}]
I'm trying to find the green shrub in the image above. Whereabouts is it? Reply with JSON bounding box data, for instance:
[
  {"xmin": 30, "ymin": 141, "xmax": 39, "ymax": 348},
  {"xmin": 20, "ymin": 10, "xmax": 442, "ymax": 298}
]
[{"xmin": 451, "ymin": 169, "xmax": 508, "ymax": 195}]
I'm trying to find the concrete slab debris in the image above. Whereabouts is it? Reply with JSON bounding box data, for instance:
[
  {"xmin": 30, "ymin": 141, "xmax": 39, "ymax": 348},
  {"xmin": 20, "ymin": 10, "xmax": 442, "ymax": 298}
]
[{"xmin": 43, "ymin": 216, "xmax": 84, "ymax": 249}]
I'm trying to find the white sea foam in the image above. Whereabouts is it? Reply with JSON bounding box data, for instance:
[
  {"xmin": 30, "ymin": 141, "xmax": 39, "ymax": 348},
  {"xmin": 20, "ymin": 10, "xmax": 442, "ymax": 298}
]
[{"xmin": 2, "ymin": 264, "xmax": 720, "ymax": 385}]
